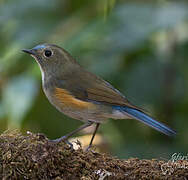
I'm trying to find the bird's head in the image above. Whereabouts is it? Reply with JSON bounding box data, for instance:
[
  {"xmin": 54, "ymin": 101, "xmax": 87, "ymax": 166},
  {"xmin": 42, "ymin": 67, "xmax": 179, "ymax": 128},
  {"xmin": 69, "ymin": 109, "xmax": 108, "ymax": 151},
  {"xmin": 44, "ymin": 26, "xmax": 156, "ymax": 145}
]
[{"xmin": 22, "ymin": 43, "xmax": 78, "ymax": 78}]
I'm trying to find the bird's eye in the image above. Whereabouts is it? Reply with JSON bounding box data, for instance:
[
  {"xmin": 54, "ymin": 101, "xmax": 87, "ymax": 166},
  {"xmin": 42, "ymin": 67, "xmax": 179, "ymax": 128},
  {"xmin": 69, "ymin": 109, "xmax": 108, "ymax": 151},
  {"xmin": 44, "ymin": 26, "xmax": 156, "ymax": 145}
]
[{"xmin": 44, "ymin": 50, "xmax": 52, "ymax": 58}]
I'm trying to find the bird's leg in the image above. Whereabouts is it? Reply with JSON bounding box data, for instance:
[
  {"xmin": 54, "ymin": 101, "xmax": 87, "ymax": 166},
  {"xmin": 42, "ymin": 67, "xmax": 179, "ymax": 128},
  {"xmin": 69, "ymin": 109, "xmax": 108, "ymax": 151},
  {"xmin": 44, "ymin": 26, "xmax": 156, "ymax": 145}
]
[
  {"xmin": 50, "ymin": 121, "xmax": 93, "ymax": 146},
  {"xmin": 86, "ymin": 123, "xmax": 100, "ymax": 151}
]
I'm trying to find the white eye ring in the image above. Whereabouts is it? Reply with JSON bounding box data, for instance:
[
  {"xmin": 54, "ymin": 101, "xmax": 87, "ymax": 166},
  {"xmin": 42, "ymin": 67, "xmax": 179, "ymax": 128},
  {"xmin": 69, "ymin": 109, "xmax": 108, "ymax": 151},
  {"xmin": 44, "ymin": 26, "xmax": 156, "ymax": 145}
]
[{"xmin": 44, "ymin": 50, "xmax": 53, "ymax": 58}]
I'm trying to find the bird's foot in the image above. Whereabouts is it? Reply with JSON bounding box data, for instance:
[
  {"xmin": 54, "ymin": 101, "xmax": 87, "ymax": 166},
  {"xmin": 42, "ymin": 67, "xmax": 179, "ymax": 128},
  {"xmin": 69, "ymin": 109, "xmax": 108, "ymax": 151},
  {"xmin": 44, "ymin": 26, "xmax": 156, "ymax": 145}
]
[
  {"xmin": 85, "ymin": 144, "xmax": 97, "ymax": 153},
  {"xmin": 48, "ymin": 136, "xmax": 73, "ymax": 149},
  {"xmin": 85, "ymin": 144, "xmax": 92, "ymax": 152}
]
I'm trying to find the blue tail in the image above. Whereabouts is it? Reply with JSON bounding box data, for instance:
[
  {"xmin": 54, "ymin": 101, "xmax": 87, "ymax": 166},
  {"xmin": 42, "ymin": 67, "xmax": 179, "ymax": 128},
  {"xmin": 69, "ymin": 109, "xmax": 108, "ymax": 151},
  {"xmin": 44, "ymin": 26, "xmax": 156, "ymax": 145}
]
[{"xmin": 114, "ymin": 106, "xmax": 176, "ymax": 137}]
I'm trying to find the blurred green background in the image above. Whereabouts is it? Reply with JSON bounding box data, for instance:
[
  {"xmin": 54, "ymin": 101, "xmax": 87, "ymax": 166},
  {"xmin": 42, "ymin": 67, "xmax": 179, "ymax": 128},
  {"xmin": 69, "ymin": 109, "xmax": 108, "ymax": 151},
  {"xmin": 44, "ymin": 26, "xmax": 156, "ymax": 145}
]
[{"xmin": 0, "ymin": 0, "xmax": 187, "ymax": 159}]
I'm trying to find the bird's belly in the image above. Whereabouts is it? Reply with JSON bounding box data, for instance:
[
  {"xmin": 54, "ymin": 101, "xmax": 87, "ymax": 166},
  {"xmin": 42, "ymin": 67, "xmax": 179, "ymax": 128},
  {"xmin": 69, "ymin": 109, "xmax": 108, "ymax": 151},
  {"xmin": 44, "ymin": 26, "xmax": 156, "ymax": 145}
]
[
  {"xmin": 43, "ymin": 86, "xmax": 130, "ymax": 122},
  {"xmin": 44, "ymin": 87, "xmax": 107, "ymax": 123},
  {"xmin": 52, "ymin": 102, "xmax": 106, "ymax": 123}
]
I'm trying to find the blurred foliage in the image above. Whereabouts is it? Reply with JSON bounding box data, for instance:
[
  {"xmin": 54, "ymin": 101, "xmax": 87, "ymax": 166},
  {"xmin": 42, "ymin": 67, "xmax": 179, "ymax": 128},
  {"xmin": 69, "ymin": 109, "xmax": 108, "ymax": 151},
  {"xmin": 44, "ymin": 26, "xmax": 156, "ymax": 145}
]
[{"xmin": 0, "ymin": 0, "xmax": 188, "ymax": 159}]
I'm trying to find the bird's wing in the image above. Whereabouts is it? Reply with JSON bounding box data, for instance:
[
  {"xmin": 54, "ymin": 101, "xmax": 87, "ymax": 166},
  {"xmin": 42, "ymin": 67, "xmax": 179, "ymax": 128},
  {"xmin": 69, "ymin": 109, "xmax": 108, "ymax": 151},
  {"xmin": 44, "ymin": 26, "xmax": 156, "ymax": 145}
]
[{"xmin": 59, "ymin": 68, "xmax": 141, "ymax": 110}]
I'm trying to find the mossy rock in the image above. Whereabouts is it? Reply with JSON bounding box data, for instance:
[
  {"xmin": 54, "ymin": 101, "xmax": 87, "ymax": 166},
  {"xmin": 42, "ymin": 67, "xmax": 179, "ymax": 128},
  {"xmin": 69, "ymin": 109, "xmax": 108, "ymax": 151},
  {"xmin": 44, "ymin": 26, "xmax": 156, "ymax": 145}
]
[{"xmin": 0, "ymin": 130, "xmax": 187, "ymax": 179}]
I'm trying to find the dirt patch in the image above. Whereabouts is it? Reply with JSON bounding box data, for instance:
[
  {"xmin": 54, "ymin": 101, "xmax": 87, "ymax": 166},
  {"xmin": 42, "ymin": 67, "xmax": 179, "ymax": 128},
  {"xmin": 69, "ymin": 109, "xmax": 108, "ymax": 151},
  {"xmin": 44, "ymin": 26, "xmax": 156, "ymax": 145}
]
[{"xmin": 0, "ymin": 130, "xmax": 187, "ymax": 179}]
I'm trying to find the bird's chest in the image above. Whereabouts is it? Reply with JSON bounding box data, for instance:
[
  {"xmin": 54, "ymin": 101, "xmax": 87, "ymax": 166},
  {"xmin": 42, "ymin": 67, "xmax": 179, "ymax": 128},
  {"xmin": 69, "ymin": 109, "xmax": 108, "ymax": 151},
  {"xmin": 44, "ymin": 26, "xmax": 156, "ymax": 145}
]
[{"xmin": 42, "ymin": 82, "xmax": 98, "ymax": 121}]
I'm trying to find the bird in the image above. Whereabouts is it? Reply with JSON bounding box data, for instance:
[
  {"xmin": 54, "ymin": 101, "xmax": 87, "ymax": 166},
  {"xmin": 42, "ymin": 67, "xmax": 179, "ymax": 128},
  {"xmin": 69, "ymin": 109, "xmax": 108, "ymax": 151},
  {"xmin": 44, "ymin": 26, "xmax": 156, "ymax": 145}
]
[{"xmin": 22, "ymin": 44, "xmax": 176, "ymax": 148}]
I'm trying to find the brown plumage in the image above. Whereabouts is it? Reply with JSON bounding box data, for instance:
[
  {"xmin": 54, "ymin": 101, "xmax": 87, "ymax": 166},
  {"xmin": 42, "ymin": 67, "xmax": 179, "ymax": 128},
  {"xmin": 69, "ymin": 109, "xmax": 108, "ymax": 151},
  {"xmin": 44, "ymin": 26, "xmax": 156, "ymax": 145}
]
[
  {"xmin": 54, "ymin": 87, "xmax": 95, "ymax": 110},
  {"xmin": 22, "ymin": 44, "xmax": 176, "ymax": 148}
]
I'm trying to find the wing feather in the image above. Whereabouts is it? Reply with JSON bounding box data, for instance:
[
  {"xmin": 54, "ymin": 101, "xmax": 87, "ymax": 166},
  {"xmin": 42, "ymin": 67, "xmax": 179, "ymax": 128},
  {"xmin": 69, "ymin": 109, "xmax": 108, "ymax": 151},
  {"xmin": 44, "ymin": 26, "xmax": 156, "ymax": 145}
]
[{"xmin": 58, "ymin": 68, "xmax": 141, "ymax": 110}]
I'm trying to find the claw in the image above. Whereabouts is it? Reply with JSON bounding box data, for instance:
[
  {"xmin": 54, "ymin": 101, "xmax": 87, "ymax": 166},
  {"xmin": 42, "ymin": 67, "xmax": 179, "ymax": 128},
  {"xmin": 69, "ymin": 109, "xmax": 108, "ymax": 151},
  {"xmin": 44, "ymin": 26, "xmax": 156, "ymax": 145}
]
[{"xmin": 48, "ymin": 136, "xmax": 73, "ymax": 149}]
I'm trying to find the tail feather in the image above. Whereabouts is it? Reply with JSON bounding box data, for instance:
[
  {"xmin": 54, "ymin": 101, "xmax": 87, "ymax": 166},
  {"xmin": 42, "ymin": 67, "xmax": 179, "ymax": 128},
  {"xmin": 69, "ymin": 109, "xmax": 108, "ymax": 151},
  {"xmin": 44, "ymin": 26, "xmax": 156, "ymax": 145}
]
[{"xmin": 115, "ymin": 106, "xmax": 176, "ymax": 137}]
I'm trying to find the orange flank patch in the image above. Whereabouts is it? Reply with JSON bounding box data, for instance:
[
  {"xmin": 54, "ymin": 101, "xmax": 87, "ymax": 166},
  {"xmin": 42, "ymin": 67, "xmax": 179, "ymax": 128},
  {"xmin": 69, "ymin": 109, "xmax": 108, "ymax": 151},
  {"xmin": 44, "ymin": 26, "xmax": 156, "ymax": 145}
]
[{"xmin": 54, "ymin": 88, "xmax": 95, "ymax": 110}]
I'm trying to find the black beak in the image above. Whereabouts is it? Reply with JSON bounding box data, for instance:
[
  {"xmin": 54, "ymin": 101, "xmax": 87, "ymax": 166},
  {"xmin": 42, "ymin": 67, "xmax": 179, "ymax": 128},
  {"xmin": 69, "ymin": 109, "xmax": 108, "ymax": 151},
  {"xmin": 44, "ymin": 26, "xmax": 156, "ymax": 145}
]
[{"xmin": 22, "ymin": 49, "xmax": 35, "ymax": 55}]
